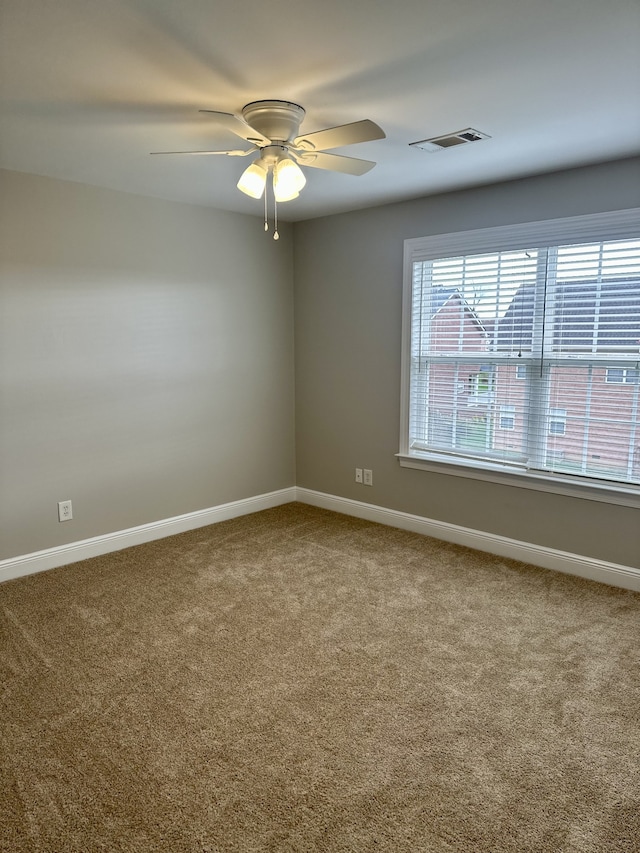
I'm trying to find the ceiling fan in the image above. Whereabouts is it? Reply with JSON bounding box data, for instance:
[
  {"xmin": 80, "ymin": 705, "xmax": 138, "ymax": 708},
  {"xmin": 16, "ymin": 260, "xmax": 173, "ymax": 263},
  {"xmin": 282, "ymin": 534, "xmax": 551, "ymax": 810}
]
[{"xmin": 151, "ymin": 100, "xmax": 385, "ymax": 238}]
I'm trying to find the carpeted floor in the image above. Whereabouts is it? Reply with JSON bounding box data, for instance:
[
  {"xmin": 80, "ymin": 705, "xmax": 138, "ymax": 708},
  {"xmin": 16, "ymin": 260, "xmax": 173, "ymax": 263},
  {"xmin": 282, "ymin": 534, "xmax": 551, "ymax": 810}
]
[{"xmin": 1, "ymin": 502, "xmax": 639, "ymax": 853}]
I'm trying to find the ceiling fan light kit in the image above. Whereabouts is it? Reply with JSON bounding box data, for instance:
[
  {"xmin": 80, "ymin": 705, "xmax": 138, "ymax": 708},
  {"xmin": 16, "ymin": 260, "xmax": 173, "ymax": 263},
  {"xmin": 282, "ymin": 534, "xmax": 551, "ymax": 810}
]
[
  {"xmin": 236, "ymin": 160, "xmax": 268, "ymax": 199},
  {"xmin": 152, "ymin": 100, "xmax": 385, "ymax": 239},
  {"xmin": 273, "ymin": 158, "xmax": 306, "ymax": 202},
  {"xmin": 236, "ymin": 144, "xmax": 307, "ymax": 202}
]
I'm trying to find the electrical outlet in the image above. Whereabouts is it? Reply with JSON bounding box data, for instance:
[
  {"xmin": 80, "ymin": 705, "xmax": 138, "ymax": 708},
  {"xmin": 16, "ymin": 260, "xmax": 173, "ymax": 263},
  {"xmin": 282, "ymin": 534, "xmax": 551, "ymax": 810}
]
[
  {"xmin": 363, "ymin": 469, "xmax": 373, "ymax": 486},
  {"xmin": 58, "ymin": 500, "xmax": 73, "ymax": 522},
  {"xmin": 355, "ymin": 468, "xmax": 363, "ymax": 483}
]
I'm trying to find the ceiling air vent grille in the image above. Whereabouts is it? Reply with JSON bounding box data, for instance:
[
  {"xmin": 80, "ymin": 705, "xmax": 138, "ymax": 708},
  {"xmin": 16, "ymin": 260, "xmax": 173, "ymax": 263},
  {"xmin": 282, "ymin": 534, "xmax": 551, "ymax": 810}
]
[{"xmin": 410, "ymin": 128, "xmax": 490, "ymax": 153}]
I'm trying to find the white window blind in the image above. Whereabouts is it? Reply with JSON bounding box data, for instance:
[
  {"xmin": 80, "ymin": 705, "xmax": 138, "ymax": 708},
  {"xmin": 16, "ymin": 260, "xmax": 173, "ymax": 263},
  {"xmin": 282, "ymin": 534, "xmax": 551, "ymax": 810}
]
[{"xmin": 401, "ymin": 210, "xmax": 640, "ymax": 497}]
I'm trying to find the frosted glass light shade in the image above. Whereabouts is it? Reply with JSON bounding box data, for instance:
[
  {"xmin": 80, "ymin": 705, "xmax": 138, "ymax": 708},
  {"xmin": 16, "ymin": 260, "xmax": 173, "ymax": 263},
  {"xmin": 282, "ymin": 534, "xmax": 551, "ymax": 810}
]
[
  {"xmin": 237, "ymin": 161, "xmax": 267, "ymax": 198},
  {"xmin": 273, "ymin": 158, "xmax": 306, "ymax": 202}
]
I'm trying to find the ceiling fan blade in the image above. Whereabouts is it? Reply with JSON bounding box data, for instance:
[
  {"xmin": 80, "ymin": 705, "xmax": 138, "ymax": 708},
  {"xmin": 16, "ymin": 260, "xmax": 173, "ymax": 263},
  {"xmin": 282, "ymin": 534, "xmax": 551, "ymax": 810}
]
[
  {"xmin": 199, "ymin": 109, "xmax": 269, "ymax": 145},
  {"xmin": 294, "ymin": 119, "xmax": 385, "ymax": 152},
  {"xmin": 150, "ymin": 148, "xmax": 254, "ymax": 156},
  {"xmin": 294, "ymin": 150, "xmax": 376, "ymax": 176}
]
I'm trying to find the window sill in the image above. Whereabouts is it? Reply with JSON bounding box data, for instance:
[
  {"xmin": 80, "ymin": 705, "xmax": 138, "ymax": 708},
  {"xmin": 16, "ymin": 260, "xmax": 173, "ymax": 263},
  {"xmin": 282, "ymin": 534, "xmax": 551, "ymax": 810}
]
[{"xmin": 397, "ymin": 452, "xmax": 640, "ymax": 509}]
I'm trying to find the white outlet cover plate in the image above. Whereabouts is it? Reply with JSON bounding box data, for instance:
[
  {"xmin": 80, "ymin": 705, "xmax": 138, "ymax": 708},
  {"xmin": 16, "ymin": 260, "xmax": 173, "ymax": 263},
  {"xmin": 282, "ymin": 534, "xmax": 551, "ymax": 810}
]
[{"xmin": 58, "ymin": 500, "xmax": 73, "ymax": 521}]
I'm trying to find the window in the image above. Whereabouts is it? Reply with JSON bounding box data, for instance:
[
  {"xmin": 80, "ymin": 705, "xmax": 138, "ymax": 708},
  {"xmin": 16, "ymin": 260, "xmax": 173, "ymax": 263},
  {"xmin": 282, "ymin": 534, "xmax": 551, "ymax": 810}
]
[
  {"xmin": 400, "ymin": 209, "xmax": 640, "ymax": 501},
  {"xmin": 548, "ymin": 408, "xmax": 566, "ymax": 436},
  {"xmin": 468, "ymin": 368, "xmax": 494, "ymax": 406},
  {"xmin": 499, "ymin": 405, "xmax": 516, "ymax": 430},
  {"xmin": 606, "ymin": 367, "xmax": 639, "ymax": 384},
  {"xmin": 606, "ymin": 368, "xmax": 625, "ymax": 384}
]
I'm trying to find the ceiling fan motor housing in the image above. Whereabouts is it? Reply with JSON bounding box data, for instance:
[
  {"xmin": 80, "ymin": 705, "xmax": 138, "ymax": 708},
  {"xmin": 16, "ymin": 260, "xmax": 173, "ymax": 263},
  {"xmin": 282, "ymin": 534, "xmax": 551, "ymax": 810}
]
[{"xmin": 241, "ymin": 100, "xmax": 306, "ymax": 144}]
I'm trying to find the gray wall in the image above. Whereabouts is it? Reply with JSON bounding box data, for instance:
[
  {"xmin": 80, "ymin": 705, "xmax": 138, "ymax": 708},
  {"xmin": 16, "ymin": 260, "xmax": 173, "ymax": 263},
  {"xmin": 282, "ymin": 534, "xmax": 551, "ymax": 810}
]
[
  {"xmin": 2, "ymin": 160, "xmax": 639, "ymax": 568},
  {"xmin": 293, "ymin": 158, "xmax": 640, "ymax": 567},
  {"xmin": 0, "ymin": 170, "xmax": 295, "ymax": 560}
]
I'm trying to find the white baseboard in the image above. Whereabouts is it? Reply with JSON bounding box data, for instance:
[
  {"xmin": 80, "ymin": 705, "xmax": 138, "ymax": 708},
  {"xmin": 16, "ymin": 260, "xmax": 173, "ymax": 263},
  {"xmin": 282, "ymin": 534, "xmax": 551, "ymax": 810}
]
[
  {"xmin": 0, "ymin": 487, "xmax": 297, "ymax": 585},
  {"xmin": 3, "ymin": 486, "xmax": 638, "ymax": 593},
  {"xmin": 296, "ymin": 488, "xmax": 640, "ymax": 592}
]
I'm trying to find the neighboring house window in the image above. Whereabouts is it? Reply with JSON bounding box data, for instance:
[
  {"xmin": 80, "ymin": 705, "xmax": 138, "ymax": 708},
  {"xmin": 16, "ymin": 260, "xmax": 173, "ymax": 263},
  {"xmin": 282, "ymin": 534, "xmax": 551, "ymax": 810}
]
[
  {"xmin": 606, "ymin": 368, "xmax": 625, "ymax": 384},
  {"xmin": 606, "ymin": 367, "xmax": 639, "ymax": 384},
  {"xmin": 499, "ymin": 405, "xmax": 516, "ymax": 430},
  {"xmin": 400, "ymin": 209, "xmax": 640, "ymax": 500},
  {"xmin": 548, "ymin": 408, "xmax": 567, "ymax": 436},
  {"xmin": 468, "ymin": 368, "xmax": 494, "ymax": 406}
]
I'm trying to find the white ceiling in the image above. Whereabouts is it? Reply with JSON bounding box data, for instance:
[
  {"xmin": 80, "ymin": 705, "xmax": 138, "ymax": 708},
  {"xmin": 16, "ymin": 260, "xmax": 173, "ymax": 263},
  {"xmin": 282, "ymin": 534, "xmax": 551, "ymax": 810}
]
[{"xmin": 1, "ymin": 0, "xmax": 639, "ymax": 222}]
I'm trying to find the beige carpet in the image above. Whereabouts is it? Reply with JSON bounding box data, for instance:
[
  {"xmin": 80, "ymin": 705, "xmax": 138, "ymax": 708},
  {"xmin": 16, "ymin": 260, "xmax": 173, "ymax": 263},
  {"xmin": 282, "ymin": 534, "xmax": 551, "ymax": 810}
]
[{"xmin": 1, "ymin": 503, "xmax": 639, "ymax": 853}]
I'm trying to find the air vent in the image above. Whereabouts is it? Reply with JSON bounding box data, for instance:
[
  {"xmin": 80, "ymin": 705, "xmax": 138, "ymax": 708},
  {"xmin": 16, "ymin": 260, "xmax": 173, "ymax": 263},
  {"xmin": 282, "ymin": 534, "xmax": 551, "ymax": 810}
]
[{"xmin": 410, "ymin": 128, "xmax": 490, "ymax": 153}]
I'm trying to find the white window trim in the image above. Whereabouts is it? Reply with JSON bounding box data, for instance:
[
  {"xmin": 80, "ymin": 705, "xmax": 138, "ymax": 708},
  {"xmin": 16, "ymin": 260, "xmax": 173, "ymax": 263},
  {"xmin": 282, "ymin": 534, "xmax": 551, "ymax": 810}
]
[
  {"xmin": 396, "ymin": 451, "xmax": 640, "ymax": 508},
  {"xmin": 399, "ymin": 207, "xmax": 640, "ymax": 509}
]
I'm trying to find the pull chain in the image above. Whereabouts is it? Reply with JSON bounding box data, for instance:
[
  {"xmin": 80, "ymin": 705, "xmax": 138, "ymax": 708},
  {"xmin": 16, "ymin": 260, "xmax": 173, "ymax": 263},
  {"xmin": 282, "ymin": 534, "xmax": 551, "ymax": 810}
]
[
  {"xmin": 264, "ymin": 183, "xmax": 268, "ymax": 232},
  {"xmin": 273, "ymin": 193, "xmax": 279, "ymax": 241},
  {"xmin": 262, "ymin": 169, "xmax": 280, "ymax": 241}
]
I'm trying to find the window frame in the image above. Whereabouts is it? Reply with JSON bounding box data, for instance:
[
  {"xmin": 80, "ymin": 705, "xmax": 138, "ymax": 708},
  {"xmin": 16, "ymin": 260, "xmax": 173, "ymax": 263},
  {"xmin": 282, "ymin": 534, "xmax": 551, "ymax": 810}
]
[{"xmin": 399, "ymin": 208, "xmax": 640, "ymax": 509}]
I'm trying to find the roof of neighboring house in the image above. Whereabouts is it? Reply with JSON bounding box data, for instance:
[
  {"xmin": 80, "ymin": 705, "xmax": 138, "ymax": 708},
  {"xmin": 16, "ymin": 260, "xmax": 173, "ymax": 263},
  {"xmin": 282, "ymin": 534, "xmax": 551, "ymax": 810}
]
[
  {"xmin": 495, "ymin": 277, "xmax": 640, "ymax": 352},
  {"xmin": 429, "ymin": 287, "xmax": 459, "ymax": 316},
  {"xmin": 494, "ymin": 285, "xmax": 535, "ymax": 353},
  {"xmin": 430, "ymin": 288, "xmax": 488, "ymax": 336}
]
